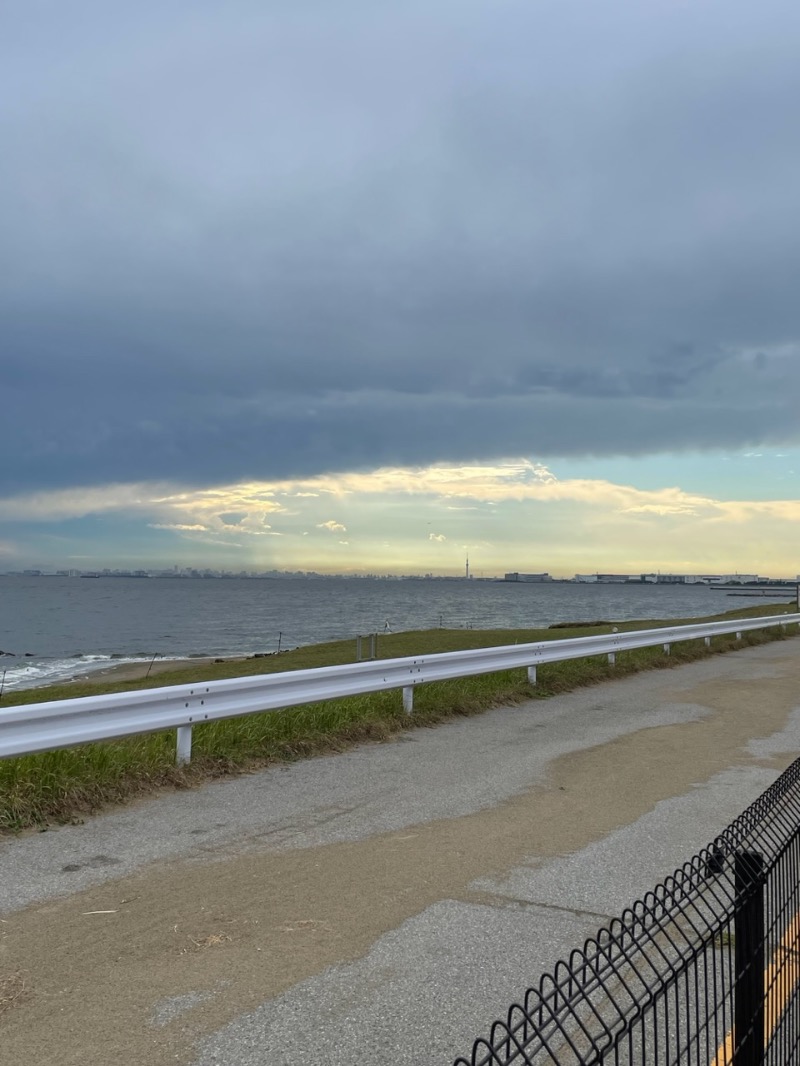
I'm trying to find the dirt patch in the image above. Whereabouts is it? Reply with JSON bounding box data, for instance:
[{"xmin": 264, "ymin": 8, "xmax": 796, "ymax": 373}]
[{"xmin": 0, "ymin": 972, "xmax": 29, "ymax": 1015}]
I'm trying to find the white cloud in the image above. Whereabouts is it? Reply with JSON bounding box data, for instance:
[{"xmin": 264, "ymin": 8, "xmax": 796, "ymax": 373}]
[
  {"xmin": 619, "ymin": 504, "xmax": 702, "ymax": 517},
  {"xmin": 0, "ymin": 482, "xmax": 171, "ymax": 521},
  {"xmin": 149, "ymin": 523, "xmax": 208, "ymax": 532},
  {"xmin": 5, "ymin": 457, "xmax": 800, "ymax": 575},
  {"xmin": 5, "ymin": 460, "xmax": 800, "ymax": 530}
]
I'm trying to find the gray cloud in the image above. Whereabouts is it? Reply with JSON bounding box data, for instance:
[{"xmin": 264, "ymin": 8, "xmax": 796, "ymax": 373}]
[{"xmin": 2, "ymin": 0, "xmax": 800, "ymax": 493}]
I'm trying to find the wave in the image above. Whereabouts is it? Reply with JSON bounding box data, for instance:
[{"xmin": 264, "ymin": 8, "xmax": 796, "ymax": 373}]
[{"xmin": 0, "ymin": 654, "xmax": 186, "ymax": 693}]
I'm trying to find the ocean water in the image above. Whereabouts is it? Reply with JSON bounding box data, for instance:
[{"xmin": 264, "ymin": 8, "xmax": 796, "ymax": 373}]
[{"xmin": 0, "ymin": 576, "xmax": 792, "ymax": 692}]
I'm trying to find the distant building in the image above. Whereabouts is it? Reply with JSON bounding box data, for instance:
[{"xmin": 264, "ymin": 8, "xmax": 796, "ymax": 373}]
[
  {"xmin": 640, "ymin": 574, "xmax": 704, "ymax": 584},
  {"xmin": 577, "ymin": 572, "xmax": 767, "ymax": 586},
  {"xmin": 573, "ymin": 573, "xmax": 635, "ymax": 583},
  {"xmin": 694, "ymin": 574, "xmax": 759, "ymax": 585},
  {"xmin": 504, "ymin": 572, "xmax": 553, "ymax": 582}
]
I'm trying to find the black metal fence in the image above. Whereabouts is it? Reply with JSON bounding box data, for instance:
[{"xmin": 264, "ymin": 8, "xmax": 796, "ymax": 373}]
[{"xmin": 454, "ymin": 758, "xmax": 800, "ymax": 1066}]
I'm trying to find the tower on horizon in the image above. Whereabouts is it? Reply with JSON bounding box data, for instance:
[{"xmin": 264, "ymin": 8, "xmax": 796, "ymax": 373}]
[{"xmin": 465, "ymin": 554, "xmax": 470, "ymax": 580}]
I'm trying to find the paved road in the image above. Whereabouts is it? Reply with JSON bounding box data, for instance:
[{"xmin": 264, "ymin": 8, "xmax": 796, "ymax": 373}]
[{"xmin": 1, "ymin": 641, "xmax": 800, "ymax": 1065}]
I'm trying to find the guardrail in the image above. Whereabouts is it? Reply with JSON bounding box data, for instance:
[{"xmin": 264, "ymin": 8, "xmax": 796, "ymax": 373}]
[
  {"xmin": 452, "ymin": 753, "xmax": 800, "ymax": 1066},
  {"xmin": 1, "ymin": 613, "xmax": 798, "ymax": 766}
]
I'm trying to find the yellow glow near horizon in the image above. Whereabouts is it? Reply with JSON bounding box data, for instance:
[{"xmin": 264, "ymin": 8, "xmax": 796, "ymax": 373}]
[{"xmin": 1, "ymin": 460, "xmax": 798, "ymax": 576}]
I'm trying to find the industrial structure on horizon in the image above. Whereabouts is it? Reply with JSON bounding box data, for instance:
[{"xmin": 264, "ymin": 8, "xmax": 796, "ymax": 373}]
[{"xmin": 504, "ymin": 572, "xmax": 797, "ymax": 586}]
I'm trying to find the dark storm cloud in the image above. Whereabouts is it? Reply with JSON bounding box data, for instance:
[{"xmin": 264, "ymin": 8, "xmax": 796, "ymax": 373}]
[{"xmin": 2, "ymin": 0, "xmax": 800, "ymax": 493}]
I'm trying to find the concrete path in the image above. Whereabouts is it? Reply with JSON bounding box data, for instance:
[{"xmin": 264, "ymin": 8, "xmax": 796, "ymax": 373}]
[{"xmin": 2, "ymin": 641, "xmax": 800, "ymax": 1065}]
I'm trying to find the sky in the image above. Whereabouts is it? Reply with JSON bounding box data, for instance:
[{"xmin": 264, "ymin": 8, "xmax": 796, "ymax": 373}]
[{"xmin": 2, "ymin": 0, "xmax": 799, "ymax": 577}]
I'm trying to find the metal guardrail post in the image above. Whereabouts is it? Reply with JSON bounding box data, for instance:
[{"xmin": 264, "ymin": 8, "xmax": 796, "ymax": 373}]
[
  {"xmin": 403, "ymin": 686, "xmax": 414, "ymax": 714},
  {"xmin": 734, "ymin": 850, "xmax": 766, "ymax": 1066},
  {"xmin": 527, "ymin": 666, "xmax": 537, "ymax": 684},
  {"xmin": 176, "ymin": 725, "xmax": 192, "ymax": 765}
]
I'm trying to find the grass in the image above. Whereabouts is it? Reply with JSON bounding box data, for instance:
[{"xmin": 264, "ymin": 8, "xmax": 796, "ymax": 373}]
[{"xmin": 0, "ymin": 602, "xmax": 797, "ymax": 833}]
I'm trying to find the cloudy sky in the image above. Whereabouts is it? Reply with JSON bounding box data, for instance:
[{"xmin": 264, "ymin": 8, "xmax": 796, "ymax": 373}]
[{"xmin": 2, "ymin": 0, "xmax": 799, "ymax": 576}]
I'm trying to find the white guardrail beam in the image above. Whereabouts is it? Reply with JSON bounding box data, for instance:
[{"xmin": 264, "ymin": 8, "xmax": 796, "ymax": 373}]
[{"xmin": 1, "ymin": 613, "xmax": 798, "ymax": 765}]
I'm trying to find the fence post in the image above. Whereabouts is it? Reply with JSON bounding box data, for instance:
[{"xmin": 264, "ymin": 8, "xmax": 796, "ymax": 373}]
[
  {"xmin": 356, "ymin": 634, "xmax": 378, "ymax": 662},
  {"xmin": 705, "ymin": 636, "xmax": 712, "ymax": 648},
  {"xmin": 733, "ymin": 850, "xmax": 766, "ymax": 1066},
  {"xmin": 663, "ymin": 643, "xmax": 671, "ymax": 655},
  {"xmin": 527, "ymin": 666, "xmax": 537, "ymax": 685},
  {"xmin": 608, "ymin": 652, "xmax": 616, "ymax": 666},
  {"xmin": 176, "ymin": 725, "xmax": 192, "ymax": 765},
  {"xmin": 403, "ymin": 686, "xmax": 414, "ymax": 714}
]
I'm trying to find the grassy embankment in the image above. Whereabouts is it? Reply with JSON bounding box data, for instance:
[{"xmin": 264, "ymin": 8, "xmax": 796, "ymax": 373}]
[{"xmin": 0, "ymin": 602, "xmax": 797, "ymax": 832}]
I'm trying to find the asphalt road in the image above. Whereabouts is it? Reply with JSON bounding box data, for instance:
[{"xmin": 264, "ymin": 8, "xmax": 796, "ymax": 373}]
[{"xmin": 2, "ymin": 640, "xmax": 799, "ymax": 1065}]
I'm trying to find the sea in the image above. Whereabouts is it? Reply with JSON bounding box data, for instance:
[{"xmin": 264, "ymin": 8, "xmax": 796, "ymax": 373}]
[{"xmin": 0, "ymin": 575, "xmax": 793, "ymax": 693}]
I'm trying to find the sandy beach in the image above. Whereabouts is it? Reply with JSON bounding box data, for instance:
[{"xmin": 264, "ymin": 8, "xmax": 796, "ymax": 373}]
[{"xmin": 74, "ymin": 656, "xmax": 250, "ymax": 686}]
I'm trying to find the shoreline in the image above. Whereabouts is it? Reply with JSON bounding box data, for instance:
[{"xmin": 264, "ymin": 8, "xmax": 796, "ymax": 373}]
[
  {"xmin": 71, "ymin": 656, "xmax": 251, "ymax": 686},
  {"xmin": 11, "ymin": 596, "xmax": 797, "ymax": 693}
]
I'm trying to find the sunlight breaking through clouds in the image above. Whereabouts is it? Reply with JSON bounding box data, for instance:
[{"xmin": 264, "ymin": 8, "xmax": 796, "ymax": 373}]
[
  {"xmin": 3, "ymin": 461, "xmax": 800, "ymax": 532},
  {"xmin": 1, "ymin": 457, "xmax": 800, "ymax": 574}
]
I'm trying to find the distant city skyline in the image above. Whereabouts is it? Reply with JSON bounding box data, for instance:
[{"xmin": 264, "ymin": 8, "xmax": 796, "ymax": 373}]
[{"xmin": 5, "ymin": 567, "xmax": 798, "ymax": 584}]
